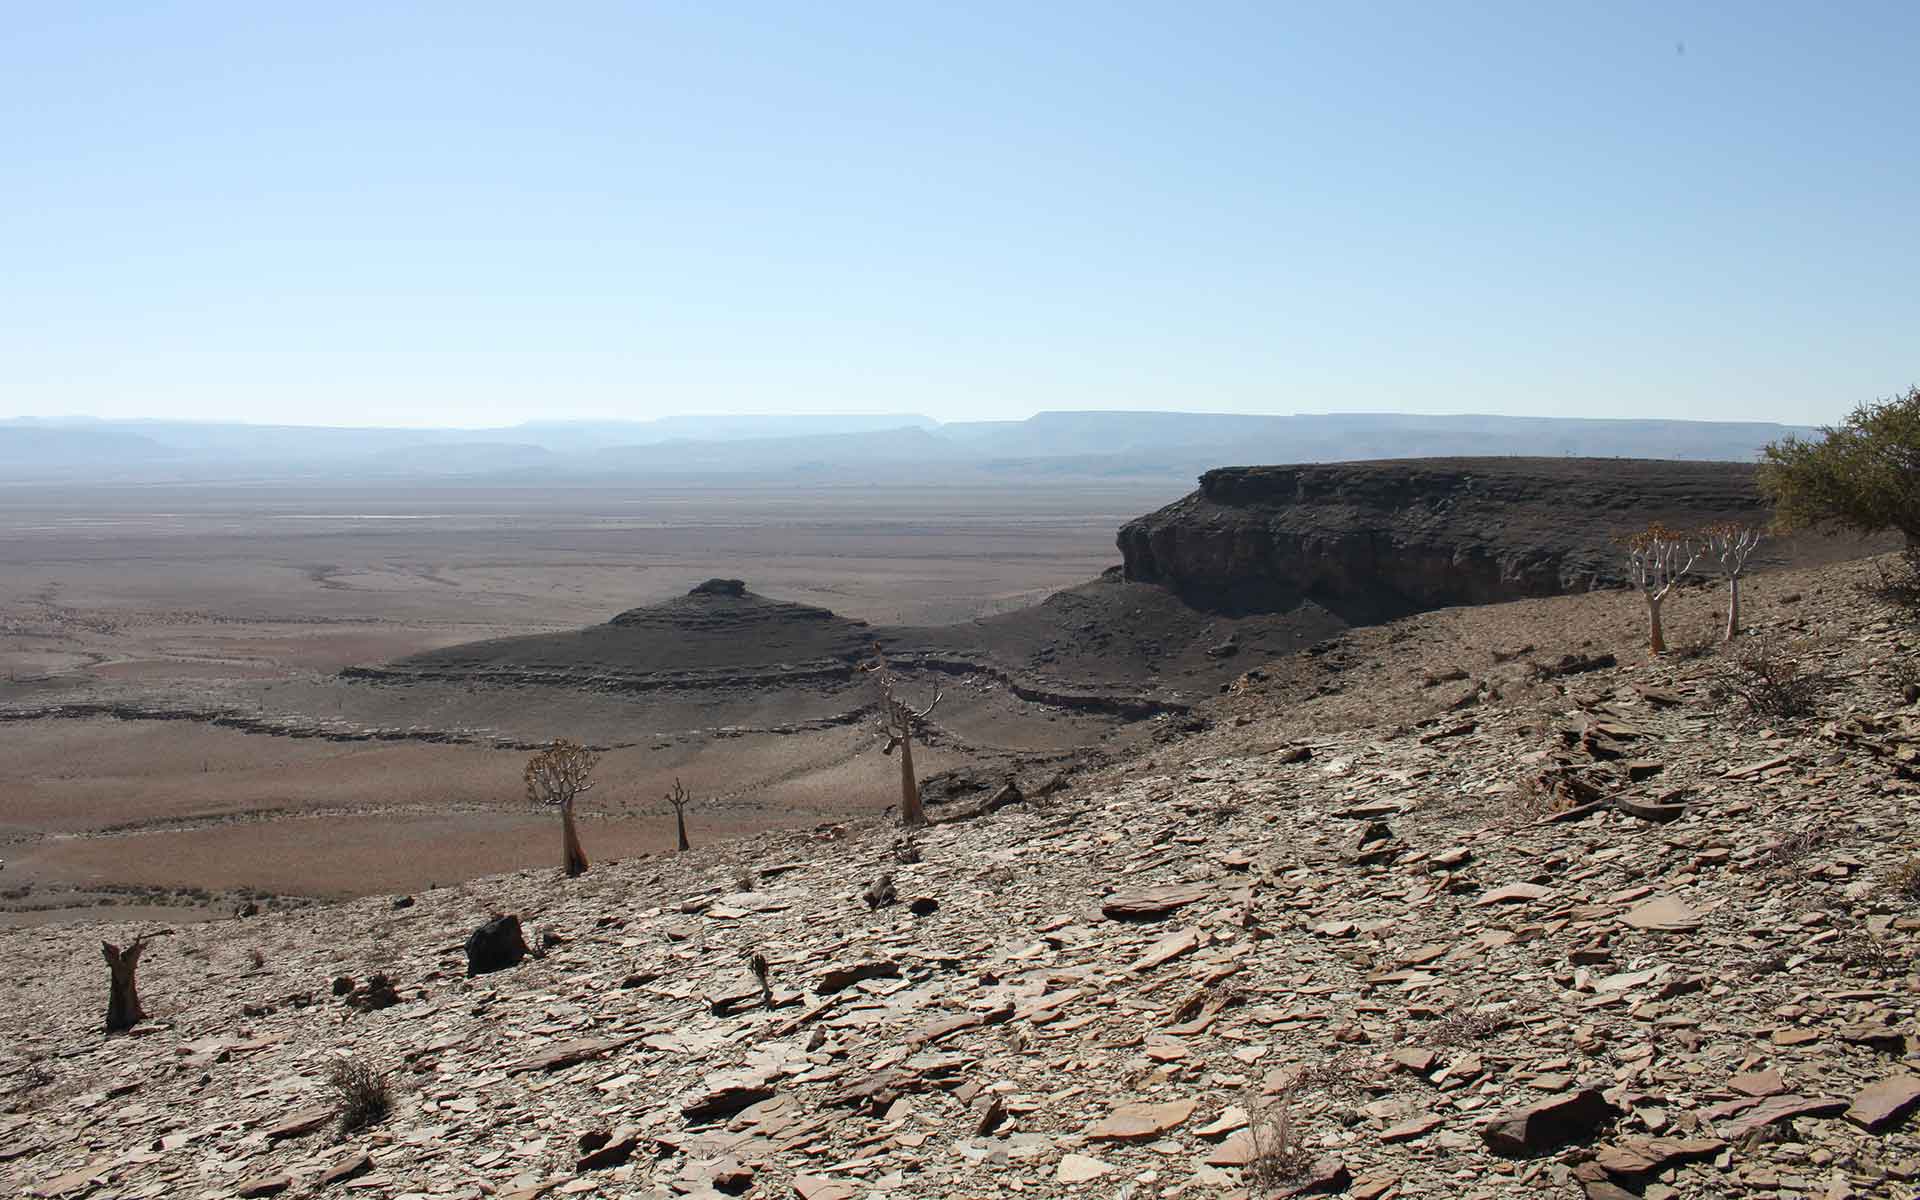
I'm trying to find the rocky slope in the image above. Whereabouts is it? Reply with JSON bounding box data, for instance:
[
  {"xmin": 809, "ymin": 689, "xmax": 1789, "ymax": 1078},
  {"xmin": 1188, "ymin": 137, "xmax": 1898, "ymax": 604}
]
[
  {"xmin": 1117, "ymin": 458, "xmax": 1880, "ymax": 619},
  {"xmin": 350, "ymin": 576, "xmax": 1345, "ymax": 721},
  {"xmin": 5, "ymin": 555, "xmax": 1918, "ymax": 1200}
]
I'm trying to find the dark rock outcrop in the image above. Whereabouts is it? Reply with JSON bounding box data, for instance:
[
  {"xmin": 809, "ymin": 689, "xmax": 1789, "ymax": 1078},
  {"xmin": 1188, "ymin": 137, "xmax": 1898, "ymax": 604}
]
[
  {"xmin": 465, "ymin": 915, "xmax": 531, "ymax": 977},
  {"xmin": 1118, "ymin": 458, "xmax": 1787, "ymax": 619}
]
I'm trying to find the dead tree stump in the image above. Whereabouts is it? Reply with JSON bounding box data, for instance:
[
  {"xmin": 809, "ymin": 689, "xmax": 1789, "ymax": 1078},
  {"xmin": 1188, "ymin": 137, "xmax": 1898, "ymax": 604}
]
[{"xmin": 102, "ymin": 937, "xmax": 148, "ymax": 1032}]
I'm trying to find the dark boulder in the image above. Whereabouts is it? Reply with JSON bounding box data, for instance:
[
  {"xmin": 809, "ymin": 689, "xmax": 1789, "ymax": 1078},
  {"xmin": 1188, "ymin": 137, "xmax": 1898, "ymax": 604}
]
[
  {"xmin": 345, "ymin": 973, "xmax": 402, "ymax": 1012},
  {"xmin": 465, "ymin": 914, "xmax": 532, "ymax": 977},
  {"xmin": 1481, "ymin": 1088, "xmax": 1620, "ymax": 1157}
]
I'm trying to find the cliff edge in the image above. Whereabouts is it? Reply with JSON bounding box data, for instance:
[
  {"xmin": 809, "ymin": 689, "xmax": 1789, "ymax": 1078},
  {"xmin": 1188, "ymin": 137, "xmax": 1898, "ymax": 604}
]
[{"xmin": 1117, "ymin": 457, "xmax": 1825, "ymax": 619}]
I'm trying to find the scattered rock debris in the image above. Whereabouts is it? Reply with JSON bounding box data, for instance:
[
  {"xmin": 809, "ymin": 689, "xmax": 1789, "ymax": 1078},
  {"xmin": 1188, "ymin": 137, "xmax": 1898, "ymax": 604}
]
[{"xmin": 6, "ymin": 557, "xmax": 1920, "ymax": 1199}]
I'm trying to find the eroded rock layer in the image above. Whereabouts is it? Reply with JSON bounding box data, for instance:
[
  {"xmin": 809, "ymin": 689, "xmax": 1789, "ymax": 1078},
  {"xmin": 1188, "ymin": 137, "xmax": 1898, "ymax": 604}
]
[{"xmin": 1118, "ymin": 457, "xmax": 1792, "ymax": 618}]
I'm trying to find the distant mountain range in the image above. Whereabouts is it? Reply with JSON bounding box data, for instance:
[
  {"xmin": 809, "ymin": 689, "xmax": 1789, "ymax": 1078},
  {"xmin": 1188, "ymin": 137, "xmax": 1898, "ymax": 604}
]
[{"xmin": 0, "ymin": 411, "xmax": 1814, "ymax": 485}]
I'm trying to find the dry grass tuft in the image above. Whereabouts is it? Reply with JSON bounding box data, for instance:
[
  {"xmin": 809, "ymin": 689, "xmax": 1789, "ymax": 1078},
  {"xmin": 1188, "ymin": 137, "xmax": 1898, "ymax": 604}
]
[
  {"xmin": 325, "ymin": 1057, "xmax": 392, "ymax": 1133},
  {"xmin": 1826, "ymin": 924, "xmax": 1908, "ymax": 979},
  {"xmin": 1426, "ymin": 999, "xmax": 1508, "ymax": 1048},
  {"xmin": 1767, "ymin": 826, "xmax": 1832, "ymax": 874},
  {"xmin": 1282, "ymin": 1049, "xmax": 1371, "ymax": 1098},
  {"xmin": 1243, "ymin": 1090, "xmax": 1312, "ymax": 1194},
  {"xmin": 1505, "ymin": 772, "xmax": 1576, "ymax": 824}
]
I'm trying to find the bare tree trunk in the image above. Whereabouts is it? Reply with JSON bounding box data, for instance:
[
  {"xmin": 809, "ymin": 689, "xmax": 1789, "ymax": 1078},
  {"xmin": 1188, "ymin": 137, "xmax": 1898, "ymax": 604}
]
[
  {"xmin": 897, "ymin": 736, "xmax": 927, "ymax": 828},
  {"xmin": 1646, "ymin": 596, "xmax": 1666, "ymax": 656},
  {"xmin": 674, "ymin": 805, "xmax": 690, "ymax": 852},
  {"xmin": 1724, "ymin": 576, "xmax": 1741, "ymax": 641},
  {"xmin": 560, "ymin": 800, "xmax": 588, "ymax": 876},
  {"xmin": 102, "ymin": 940, "xmax": 146, "ymax": 1032}
]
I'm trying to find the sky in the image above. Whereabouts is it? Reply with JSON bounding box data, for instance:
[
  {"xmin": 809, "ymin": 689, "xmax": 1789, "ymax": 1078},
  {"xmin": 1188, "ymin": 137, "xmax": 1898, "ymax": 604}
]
[{"xmin": 2, "ymin": 2, "xmax": 1915, "ymax": 429}]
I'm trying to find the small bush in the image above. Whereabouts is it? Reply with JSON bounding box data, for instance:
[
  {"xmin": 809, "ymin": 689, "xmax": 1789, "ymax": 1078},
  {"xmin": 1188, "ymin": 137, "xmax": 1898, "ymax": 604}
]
[
  {"xmin": 1719, "ymin": 637, "xmax": 1825, "ymax": 719},
  {"xmin": 1862, "ymin": 548, "xmax": 1920, "ymax": 622},
  {"xmin": 1891, "ymin": 655, "xmax": 1920, "ymax": 704},
  {"xmin": 1244, "ymin": 1091, "xmax": 1312, "ymax": 1194},
  {"xmin": 325, "ymin": 1057, "xmax": 392, "ymax": 1132},
  {"xmin": 1890, "ymin": 857, "xmax": 1920, "ymax": 906}
]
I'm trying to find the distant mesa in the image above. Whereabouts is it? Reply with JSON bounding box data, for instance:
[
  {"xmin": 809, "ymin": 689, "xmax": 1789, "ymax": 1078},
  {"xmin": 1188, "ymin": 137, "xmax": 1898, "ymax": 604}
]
[
  {"xmin": 399, "ymin": 580, "xmax": 874, "ymax": 678},
  {"xmin": 1118, "ymin": 457, "xmax": 1875, "ymax": 621}
]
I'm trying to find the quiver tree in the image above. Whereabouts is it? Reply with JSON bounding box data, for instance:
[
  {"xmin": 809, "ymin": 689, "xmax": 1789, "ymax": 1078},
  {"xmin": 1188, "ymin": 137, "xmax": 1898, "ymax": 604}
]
[
  {"xmin": 1621, "ymin": 522, "xmax": 1700, "ymax": 656},
  {"xmin": 525, "ymin": 738, "xmax": 598, "ymax": 876},
  {"xmin": 1701, "ymin": 521, "xmax": 1763, "ymax": 641},
  {"xmin": 102, "ymin": 935, "xmax": 149, "ymax": 1032},
  {"xmin": 666, "ymin": 777, "xmax": 693, "ymax": 852},
  {"xmin": 861, "ymin": 649, "xmax": 941, "ymax": 828}
]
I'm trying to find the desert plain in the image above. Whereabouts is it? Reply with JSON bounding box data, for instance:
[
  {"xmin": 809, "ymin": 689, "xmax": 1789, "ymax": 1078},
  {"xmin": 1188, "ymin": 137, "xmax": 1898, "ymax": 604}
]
[{"xmin": 0, "ymin": 479, "xmax": 1182, "ymax": 922}]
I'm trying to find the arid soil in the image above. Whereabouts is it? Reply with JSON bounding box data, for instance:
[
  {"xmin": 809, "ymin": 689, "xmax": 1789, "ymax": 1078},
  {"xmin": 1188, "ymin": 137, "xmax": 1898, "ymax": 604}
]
[
  {"xmin": 0, "ymin": 471, "xmax": 1896, "ymax": 927},
  {"xmin": 3, "ymin": 553, "xmax": 1916, "ymax": 1199},
  {"xmin": 0, "ymin": 481, "xmax": 1177, "ymax": 921}
]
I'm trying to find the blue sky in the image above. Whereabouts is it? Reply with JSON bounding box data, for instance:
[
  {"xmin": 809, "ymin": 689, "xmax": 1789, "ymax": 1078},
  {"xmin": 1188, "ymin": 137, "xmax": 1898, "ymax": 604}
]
[{"xmin": 2, "ymin": 2, "xmax": 1914, "ymax": 428}]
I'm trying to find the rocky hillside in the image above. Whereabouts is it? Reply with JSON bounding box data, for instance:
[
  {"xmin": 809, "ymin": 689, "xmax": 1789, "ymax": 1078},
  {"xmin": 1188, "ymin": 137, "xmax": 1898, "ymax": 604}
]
[
  {"xmin": 5, "ymin": 554, "xmax": 1918, "ymax": 1199},
  {"xmin": 1117, "ymin": 458, "xmax": 1881, "ymax": 619}
]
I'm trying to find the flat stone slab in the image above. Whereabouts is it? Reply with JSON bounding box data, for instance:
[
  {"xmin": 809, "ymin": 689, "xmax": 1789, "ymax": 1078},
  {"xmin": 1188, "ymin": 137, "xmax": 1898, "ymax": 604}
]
[
  {"xmin": 813, "ymin": 959, "xmax": 899, "ymax": 994},
  {"xmin": 793, "ymin": 1176, "xmax": 860, "ymax": 1200},
  {"xmin": 1129, "ymin": 928, "xmax": 1201, "ymax": 973},
  {"xmin": 1204, "ymin": 1131, "xmax": 1255, "ymax": 1167},
  {"xmin": 1728, "ymin": 1069, "xmax": 1787, "ymax": 1097},
  {"xmin": 681, "ymin": 1083, "xmax": 777, "ymax": 1124},
  {"xmin": 506, "ymin": 1035, "xmax": 631, "ymax": 1075},
  {"xmin": 1101, "ymin": 886, "xmax": 1211, "ymax": 921},
  {"xmin": 1380, "ymin": 1113, "xmax": 1444, "ymax": 1143},
  {"xmin": 1056, "ymin": 1153, "xmax": 1114, "ymax": 1183},
  {"xmin": 1846, "ymin": 1074, "xmax": 1920, "ymax": 1132},
  {"xmin": 1621, "ymin": 896, "xmax": 1703, "ymax": 931},
  {"xmin": 1717, "ymin": 1094, "xmax": 1848, "ymax": 1137},
  {"xmin": 263, "ymin": 1105, "xmax": 332, "ymax": 1140},
  {"xmin": 1593, "ymin": 1137, "xmax": 1723, "ymax": 1177},
  {"xmin": 1087, "ymin": 1098, "xmax": 1197, "ymax": 1141},
  {"xmin": 1476, "ymin": 882, "xmax": 1553, "ymax": 906}
]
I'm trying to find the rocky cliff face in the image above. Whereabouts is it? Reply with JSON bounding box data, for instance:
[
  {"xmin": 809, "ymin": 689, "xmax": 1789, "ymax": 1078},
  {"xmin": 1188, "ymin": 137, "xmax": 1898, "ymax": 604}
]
[{"xmin": 1117, "ymin": 457, "xmax": 1776, "ymax": 619}]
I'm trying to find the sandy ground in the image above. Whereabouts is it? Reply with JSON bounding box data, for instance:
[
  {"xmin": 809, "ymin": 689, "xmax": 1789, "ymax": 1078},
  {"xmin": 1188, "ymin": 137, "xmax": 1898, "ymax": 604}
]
[{"xmin": 0, "ymin": 480, "xmax": 1178, "ymax": 921}]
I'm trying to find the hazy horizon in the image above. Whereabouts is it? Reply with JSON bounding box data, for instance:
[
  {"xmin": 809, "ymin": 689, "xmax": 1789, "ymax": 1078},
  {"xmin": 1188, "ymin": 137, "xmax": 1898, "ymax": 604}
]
[
  {"xmin": 0, "ymin": 407, "xmax": 1835, "ymax": 433},
  {"xmin": 4, "ymin": 4, "xmax": 1915, "ymax": 430}
]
